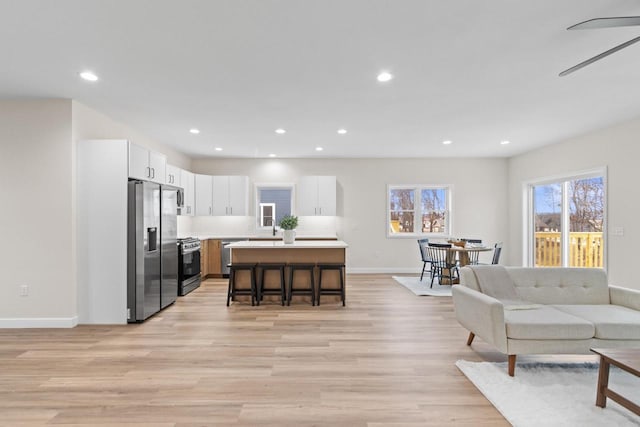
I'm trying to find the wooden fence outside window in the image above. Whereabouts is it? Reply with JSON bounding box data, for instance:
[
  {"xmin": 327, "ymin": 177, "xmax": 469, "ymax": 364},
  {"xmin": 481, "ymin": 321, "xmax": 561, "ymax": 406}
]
[{"xmin": 534, "ymin": 232, "xmax": 603, "ymax": 268}]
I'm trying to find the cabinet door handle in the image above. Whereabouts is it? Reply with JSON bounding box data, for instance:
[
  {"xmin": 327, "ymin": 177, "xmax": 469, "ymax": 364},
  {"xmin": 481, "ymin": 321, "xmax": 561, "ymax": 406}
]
[
  {"xmin": 319, "ymin": 207, "xmax": 322, "ymax": 215},
  {"xmin": 146, "ymin": 167, "xmax": 150, "ymax": 178},
  {"xmin": 209, "ymin": 206, "xmax": 212, "ymax": 215},
  {"xmin": 229, "ymin": 206, "xmax": 232, "ymax": 215}
]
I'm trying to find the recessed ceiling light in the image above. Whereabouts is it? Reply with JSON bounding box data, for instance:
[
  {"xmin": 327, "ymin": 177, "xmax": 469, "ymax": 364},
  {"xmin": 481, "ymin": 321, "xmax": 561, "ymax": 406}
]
[
  {"xmin": 79, "ymin": 71, "xmax": 98, "ymax": 82},
  {"xmin": 442, "ymin": 140, "xmax": 452, "ymax": 145},
  {"xmin": 189, "ymin": 128, "xmax": 200, "ymax": 134},
  {"xmin": 268, "ymin": 153, "xmax": 276, "ymax": 157},
  {"xmin": 315, "ymin": 147, "xmax": 323, "ymax": 151},
  {"xmin": 215, "ymin": 147, "xmax": 223, "ymax": 151},
  {"xmin": 337, "ymin": 129, "xmax": 347, "ymax": 135},
  {"xmin": 275, "ymin": 128, "xmax": 286, "ymax": 134},
  {"xmin": 377, "ymin": 71, "xmax": 393, "ymax": 82},
  {"xmin": 501, "ymin": 140, "xmax": 511, "ymax": 145}
]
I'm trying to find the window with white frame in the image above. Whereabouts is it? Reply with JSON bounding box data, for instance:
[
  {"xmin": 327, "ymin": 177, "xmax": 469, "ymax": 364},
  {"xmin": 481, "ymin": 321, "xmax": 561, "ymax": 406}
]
[
  {"xmin": 256, "ymin": 185, "xmax": 294, "ymax": 229},
  {"xmin": 388, "ymin": 185, "xmax": 451, "ymax": 237}
]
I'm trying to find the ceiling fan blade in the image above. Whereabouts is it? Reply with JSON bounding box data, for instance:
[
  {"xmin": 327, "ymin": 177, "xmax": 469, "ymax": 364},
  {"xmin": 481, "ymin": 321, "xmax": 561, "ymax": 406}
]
[
  {"xmin": 559, "ymin": 35, "xmax": 640, "ymax": 76},
  {"xmin": 568, "ymin": 16, "xmax": 640, "ymax": 30}
]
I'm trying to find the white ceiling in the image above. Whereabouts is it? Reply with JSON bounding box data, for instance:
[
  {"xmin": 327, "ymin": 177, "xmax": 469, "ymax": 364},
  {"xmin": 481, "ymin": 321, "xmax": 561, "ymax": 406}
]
[{"xmin": 1, "ymin": 0, "xmax": 640, "ymax": 159}]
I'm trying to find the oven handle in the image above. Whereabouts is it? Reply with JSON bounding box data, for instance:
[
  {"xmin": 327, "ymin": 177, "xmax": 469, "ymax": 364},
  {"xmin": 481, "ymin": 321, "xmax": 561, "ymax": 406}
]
[{"xmin": 182, "ymin": 246, "xmax": 201, "ymax": 254}]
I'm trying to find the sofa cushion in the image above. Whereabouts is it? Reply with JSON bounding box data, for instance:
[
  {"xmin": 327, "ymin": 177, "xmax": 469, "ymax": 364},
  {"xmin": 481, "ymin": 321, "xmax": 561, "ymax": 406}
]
[
  {"xmin": 506, "ymin": 268, "xmax": 609, "ymax": 305},
  {"xmin": 552, "ymin": 305, "xmax": 640, "ymax": 340},
  {"xmin": 504, "ymin": 306, "xmax": 595, "ymax": 340}
]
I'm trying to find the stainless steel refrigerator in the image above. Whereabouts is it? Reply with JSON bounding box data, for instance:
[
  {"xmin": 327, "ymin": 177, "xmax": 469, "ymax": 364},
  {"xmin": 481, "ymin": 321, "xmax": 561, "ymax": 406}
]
[{"xmin": 127, "ymin": 180, "xmax": 178, "ymax": 322}]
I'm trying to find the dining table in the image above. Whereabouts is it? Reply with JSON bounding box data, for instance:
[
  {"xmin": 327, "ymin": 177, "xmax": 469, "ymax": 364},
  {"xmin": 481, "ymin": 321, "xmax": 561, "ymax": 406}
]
[{"xmin": 441, "ymin": 245, "xmax": 493, "ymax": 285}]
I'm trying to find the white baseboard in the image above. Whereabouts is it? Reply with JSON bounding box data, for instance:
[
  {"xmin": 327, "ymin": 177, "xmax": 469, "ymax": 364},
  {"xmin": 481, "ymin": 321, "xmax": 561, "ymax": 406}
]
[
  {"xmin": 0, "ymin": 316, "xmax": 79, "ymax": 328},
  {"xmin": 347, "ymin": 267, "xmax": 419, "ymax": 274}
]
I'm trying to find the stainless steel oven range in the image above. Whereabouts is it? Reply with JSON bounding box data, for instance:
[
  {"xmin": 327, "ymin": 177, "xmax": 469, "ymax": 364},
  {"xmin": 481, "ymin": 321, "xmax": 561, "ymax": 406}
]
[{"xmin": 177, "ymin": 237, "xmax": 201, "ymax": 296}]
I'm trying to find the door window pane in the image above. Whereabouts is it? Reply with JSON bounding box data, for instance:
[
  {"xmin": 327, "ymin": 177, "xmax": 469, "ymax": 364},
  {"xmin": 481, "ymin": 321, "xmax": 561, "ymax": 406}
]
[
  {"xmin": 533, "ymin": 183, "xmax": 562, "ymax": 267},
  {"xmin": 569, "ymin": 177, "xmax": 604, "ymax": 267}
]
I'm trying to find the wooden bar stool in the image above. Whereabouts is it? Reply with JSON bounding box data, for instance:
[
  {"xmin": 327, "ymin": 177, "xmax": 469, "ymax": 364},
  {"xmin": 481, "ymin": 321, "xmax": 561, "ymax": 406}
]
[
  {"xmin": 226, "ymin": 263, "xmax": 258, "ymax": 306},
  {"xmin": 258, "ymin": 263, "xmax": 287, "ymax": 306},
  {"xmin": 288, "ymin": 263, "xmax": 316, "ymax": 306},
  {"xmin": 317, "ymin": 263, "xmax": 345, "ymax": 306}
]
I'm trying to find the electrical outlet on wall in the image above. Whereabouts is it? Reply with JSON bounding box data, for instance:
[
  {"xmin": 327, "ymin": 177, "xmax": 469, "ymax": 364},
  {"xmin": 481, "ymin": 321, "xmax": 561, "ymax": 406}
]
[
  {"xmin": 611, "ymin": 227, "xmax": 624, "ymax": 236},
  {"xmin": 19, "ymin": 285, "xmax": 29, "ymax": 296}
]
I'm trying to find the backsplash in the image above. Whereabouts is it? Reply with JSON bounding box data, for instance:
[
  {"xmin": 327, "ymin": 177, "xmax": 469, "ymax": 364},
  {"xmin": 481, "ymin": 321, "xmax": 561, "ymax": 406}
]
[{"xmin": 177, "ymin": 215, "xmax": 338, "ymax": 238}]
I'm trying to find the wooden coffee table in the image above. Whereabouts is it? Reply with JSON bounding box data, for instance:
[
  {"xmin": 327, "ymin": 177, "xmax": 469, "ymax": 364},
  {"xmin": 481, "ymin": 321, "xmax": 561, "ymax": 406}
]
[{"xmin": 591, "ymin": 348, "xmax": 640, "ymax": 416}]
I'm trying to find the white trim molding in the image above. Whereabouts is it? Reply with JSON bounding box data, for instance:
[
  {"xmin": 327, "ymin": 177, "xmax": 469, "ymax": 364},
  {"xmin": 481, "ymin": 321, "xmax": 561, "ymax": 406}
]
[
  {"xmin": 0, "ymin": 316, "xmax": 79, "ymax": 329},
  {"xmin": 347, "ymin": 267, "xmax": 419, "ymax": 274}
]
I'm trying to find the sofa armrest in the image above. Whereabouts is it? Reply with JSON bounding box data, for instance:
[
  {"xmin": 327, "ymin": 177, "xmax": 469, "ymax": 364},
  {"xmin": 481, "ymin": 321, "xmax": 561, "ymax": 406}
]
[
  {"xmin": 609, "ymin": 285, "xmax": 640, "ymax": 311},
  {"xmin": 452, "ymin": 285, "xmax": 508, "ymax": 353}
]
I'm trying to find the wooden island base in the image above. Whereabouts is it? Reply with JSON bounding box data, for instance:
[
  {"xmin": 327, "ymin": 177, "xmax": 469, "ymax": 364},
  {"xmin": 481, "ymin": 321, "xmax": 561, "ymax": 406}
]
[{"xmin": 228, "ymin": 241, "xmax": 348, "ymax": 305}]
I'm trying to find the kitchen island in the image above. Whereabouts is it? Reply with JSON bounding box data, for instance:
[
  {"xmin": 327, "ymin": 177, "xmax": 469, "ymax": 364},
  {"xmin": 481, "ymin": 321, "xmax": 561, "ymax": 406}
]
[{"xmin": 226, "ymin": 240, "xmax": 348, "ymax": 305}]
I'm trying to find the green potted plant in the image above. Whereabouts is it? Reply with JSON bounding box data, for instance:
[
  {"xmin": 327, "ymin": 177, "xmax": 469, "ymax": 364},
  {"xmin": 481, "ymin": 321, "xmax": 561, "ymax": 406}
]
[{"xmin": 279, "ymin": 215, "xmax": 298, "ymax": 244}]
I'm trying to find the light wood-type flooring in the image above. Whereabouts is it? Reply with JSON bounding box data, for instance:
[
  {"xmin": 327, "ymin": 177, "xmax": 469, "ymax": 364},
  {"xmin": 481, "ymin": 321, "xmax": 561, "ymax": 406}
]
[{"xmin": 0, "ymin": 275, "xmax": 512, "ymax": 426}]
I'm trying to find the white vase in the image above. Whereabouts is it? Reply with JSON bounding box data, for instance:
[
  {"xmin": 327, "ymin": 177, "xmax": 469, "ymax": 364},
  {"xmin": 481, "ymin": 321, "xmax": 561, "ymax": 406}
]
[{"xmin": 283, "ymin": 229, "xmax": 296, "ymax": 244}]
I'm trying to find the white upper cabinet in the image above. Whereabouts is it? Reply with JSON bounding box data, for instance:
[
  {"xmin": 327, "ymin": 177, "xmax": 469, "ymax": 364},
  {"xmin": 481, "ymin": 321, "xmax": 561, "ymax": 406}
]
[
  {"xmin": 128, "ymin": 142, "xmax": 166, "ymax": 184},
  {"xmin": 211, "ymin": 176, "xmax": 228, "ymax": 216},
  {"xmin": 194, "ymin": 174, "xmax": 213, "ymax": 216},
  {"xmin": 316, "ymin": 175, "xmax": 337, "ymax": 216},
  {"xmin": 212, "ymin": 176, "xmax": 249, "ymax": 216},
  {"xmin": 227, "ymin": 176, "xmax": 249, "ymax": 216},
  {"xmin": 297, "ymin": 176, "xmax": 336, "ymax": 216},
  {"xmin": 148, "ymin": 151, "xmax": 166, "ymax": 184},
  {"xmin": 166, "ymin": 164, "xmax": 182, "ymax": 188},
  {"xmin": 181, "ymin": 170, "xmax": 195, "ymax": 216},
  {"xmin": 128, "ymin": 143, "xmax": 149, "ymax": 181}
]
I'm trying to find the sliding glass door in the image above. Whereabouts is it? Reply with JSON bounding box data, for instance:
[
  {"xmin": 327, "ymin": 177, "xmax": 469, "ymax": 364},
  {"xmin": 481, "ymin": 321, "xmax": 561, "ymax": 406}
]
[{"xmin": 530, "ymin": 172, "xmax": 605, "ymax": 269}]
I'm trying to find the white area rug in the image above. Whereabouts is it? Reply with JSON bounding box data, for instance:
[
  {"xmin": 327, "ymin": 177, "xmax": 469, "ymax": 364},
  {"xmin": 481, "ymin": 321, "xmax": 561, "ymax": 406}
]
[
  {"xmin": 392, "ymin": 276, "xmax": 452, "ymax": 296},
  {"xmin": 456, "ymin": 360, "xmax": 640, "ymax": 426}
]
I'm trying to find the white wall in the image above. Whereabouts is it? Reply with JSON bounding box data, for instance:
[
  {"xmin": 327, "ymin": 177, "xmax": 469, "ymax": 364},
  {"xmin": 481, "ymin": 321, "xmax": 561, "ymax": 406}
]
[
  {"xmin": 0, "ymin": 99, "xmax": 196, "ymax": 327},
  {"xmin": 0, "ymin": 99, "xmax": 77, "ymax": 326},
  {"xmin": 192, "ymin": 157, "xmax": 509, "ymax": 272},
  {"xmin": 72, "ymin": 101, "xmax": 191, "ymax": 169},
  {"xmin": 508, "ymin": 117, "xmax": 640, "ymax": 289}
]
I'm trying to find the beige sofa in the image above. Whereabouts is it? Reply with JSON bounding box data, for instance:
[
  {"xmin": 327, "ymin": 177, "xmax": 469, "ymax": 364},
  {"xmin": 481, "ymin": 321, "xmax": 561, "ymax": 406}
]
[{"xmin": 453, "ymin": 266, "xmax": 640, "ymax": 376}]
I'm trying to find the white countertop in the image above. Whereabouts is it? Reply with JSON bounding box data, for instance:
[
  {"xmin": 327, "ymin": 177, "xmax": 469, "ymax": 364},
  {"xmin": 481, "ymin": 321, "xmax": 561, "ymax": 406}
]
[
  {"xmin": 178, "ymin": 234, "xmax": 338, "ymax": 240},
  {"xmin": 227, "ymin": 240, "xmax": 348, "ymax": 249}
]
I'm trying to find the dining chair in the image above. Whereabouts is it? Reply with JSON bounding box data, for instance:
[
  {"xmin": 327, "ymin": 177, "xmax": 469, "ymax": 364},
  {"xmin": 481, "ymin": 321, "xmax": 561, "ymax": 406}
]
[
  {"xmin": 427, "ymin": 243, "xmax": 457, "ymax": 288},
  {"xmin": 478, "ymin": 242, "xmax": 503, "ymax": 265},
  {"xmin": 491, "ymin": 242, "xmax": 503, "ymax": 264},
  {"xmin": 417, "ymin": 238, "xmax": 432, "ymax": 281},
  {"xmin": 466, "ymin": 249, "xmax": 481, "ymax": 265}
]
